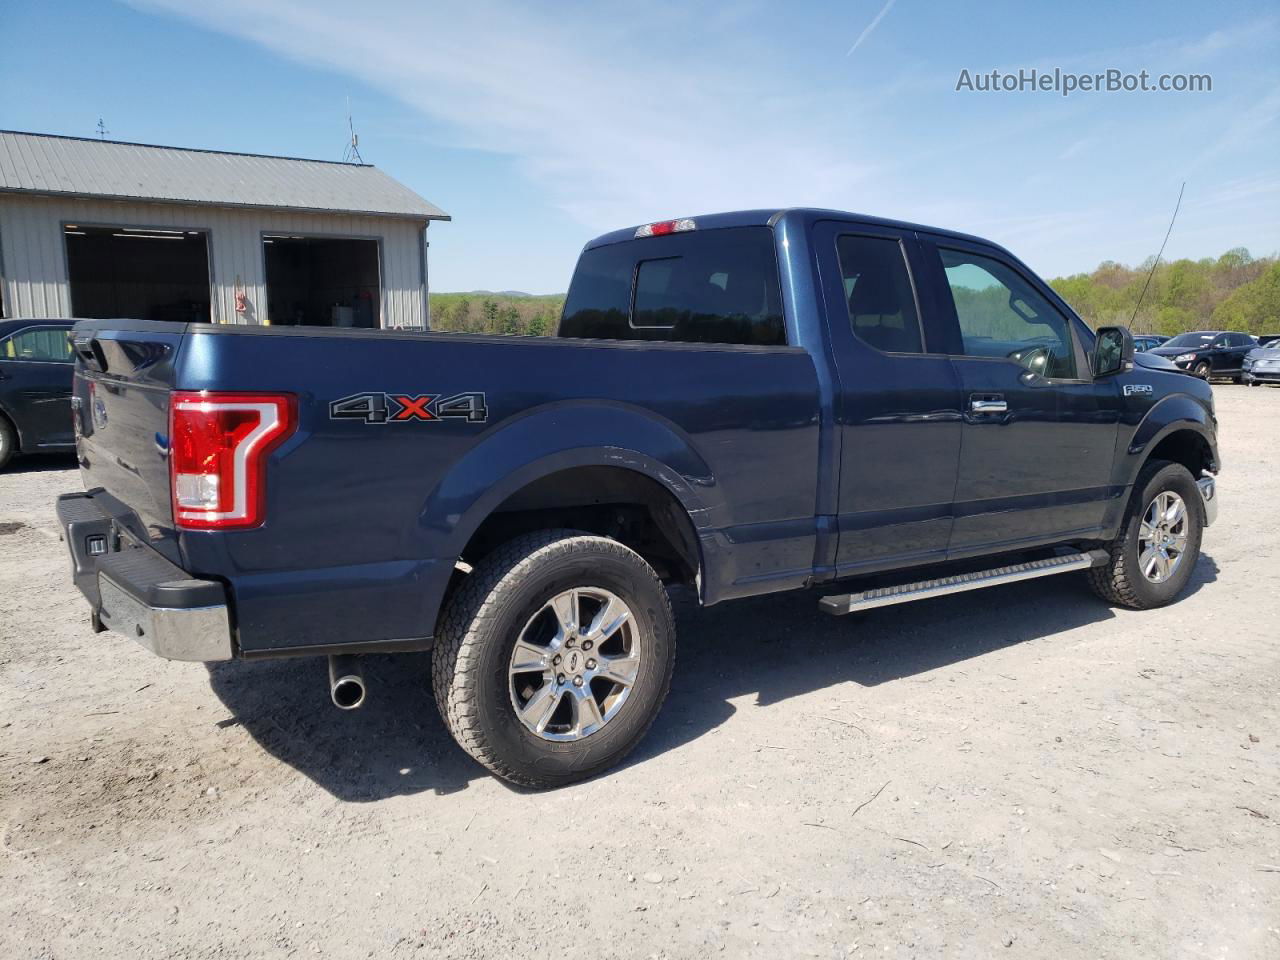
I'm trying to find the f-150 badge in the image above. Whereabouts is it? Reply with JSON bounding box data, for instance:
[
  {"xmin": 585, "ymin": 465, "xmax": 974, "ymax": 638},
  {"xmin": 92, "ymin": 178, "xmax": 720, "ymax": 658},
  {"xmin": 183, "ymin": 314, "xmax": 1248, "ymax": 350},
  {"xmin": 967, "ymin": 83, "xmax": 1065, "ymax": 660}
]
[
  {"xmin": 329, "ymin": 391, "xmax": 488, "ymax": 423},
  {"xmin": 1122, "ymin": 384, "xmax": 1153, "ymax": 396}
]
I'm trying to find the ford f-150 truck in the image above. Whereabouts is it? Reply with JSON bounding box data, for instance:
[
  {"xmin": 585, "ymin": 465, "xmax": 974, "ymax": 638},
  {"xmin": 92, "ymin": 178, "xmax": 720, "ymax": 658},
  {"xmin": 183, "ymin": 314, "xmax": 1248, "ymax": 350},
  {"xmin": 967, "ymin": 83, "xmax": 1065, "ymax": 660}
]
[{"xmin": 57, "ymin": 208, "xmax": 1219, "ymax": 788}]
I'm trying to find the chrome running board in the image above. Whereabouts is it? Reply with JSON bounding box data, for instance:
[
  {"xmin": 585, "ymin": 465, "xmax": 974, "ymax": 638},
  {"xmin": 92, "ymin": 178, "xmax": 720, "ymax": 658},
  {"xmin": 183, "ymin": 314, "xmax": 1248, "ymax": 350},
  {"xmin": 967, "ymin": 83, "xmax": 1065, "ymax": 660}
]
[{"xmin": 819, "ymin": 550, "xmax": 1109, "ymax": 616}]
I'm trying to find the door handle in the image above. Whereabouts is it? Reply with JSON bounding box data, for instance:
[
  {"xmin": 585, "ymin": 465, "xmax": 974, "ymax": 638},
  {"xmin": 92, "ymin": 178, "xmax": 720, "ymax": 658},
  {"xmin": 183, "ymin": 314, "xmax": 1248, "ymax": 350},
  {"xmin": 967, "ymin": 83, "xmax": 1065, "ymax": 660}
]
[{"xmin": 970, "ymin": 396, "xmax": 1007, "ymax": 414}]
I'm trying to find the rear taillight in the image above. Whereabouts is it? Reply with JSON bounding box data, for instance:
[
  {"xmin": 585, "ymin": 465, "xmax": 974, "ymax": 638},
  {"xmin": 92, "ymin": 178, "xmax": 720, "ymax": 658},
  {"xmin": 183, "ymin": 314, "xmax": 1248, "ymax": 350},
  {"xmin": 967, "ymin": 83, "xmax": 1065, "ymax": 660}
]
[{"xmin": 169, "ymin": 391, "xmax": 296, "ymax": 530}]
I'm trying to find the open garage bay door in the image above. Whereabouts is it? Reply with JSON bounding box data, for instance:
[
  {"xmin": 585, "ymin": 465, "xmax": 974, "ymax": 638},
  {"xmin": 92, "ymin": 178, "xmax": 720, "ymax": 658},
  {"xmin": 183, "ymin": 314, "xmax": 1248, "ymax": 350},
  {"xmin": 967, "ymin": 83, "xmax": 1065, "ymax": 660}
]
[
  {"xmin": 264, "ymin": 235, "xmax": 381, "ymax": 327},
  {"xmin": 65, "ymin": 225, "xmax": 211, "ymax": 322}
]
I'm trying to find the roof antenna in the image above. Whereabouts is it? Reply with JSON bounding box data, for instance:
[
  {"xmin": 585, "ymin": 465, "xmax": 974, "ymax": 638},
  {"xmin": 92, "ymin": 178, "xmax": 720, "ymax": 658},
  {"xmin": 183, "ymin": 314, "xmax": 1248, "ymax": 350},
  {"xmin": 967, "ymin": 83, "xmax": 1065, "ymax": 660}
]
[
  {"xmin": 1129, "ymin": 181, "xmax": 1185, "ymax": 329},
  {"xmin": 95, "ymin": 117, "xmax": 109, "ymax": 140},
  {"xmin": 343, "ymin": 96, "xmax": 364, "ymax": 163}
]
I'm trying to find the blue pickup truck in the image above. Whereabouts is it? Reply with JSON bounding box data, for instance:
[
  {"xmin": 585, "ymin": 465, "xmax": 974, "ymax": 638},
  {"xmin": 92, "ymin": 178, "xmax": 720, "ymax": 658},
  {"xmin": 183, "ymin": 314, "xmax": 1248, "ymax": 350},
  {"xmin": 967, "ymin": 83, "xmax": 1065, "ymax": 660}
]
[{"xmin": 57, "ymin": 209, "xmax": 1219, "ymax": 787}]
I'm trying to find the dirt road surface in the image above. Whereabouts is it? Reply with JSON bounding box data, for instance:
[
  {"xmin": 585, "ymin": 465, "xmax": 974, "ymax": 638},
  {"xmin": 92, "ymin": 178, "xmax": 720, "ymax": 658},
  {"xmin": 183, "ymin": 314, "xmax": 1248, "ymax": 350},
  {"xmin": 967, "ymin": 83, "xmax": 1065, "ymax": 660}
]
[{"xmin": 2, "ymin": 386, "xmax": 1277, "ymax": 959}]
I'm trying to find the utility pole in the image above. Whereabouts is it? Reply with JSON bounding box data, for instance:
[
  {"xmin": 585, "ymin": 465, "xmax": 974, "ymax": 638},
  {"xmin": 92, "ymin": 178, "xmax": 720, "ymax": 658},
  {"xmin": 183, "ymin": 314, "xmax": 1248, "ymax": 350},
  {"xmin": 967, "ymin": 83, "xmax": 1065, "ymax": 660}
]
[{"xmin": 95, "ymin": 118, "xmax": 109, "ymax": 139}]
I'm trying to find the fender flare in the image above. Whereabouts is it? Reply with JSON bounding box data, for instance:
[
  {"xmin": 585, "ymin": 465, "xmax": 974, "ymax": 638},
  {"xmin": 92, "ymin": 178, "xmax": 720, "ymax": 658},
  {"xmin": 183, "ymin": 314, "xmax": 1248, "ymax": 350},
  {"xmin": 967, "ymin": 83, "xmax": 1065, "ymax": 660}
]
[
  {"xmin": 1122, "ymin": 393, "xmax": 1219, "ymax": 488},
  {"xmin": 416, "ymin": 400, "xmax": 715, "ymax": 568}
]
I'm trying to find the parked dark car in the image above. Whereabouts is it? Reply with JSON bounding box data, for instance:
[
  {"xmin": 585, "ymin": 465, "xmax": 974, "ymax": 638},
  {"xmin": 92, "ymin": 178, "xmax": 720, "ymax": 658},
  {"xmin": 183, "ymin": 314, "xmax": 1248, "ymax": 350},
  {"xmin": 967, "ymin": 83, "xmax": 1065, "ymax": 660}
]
[
  {"xmin": 0, "ymin": 318, "xmax": 76, "ymax": 470},
  {"xmin": 1148, "ymin": 330, "xmax": 1257, "ymax": 380},
  {"xmin": 1257, "ymin": 334, "xmax": 1280, "ymax": 347},
  {"xmin": 56, "ymin": 209, "xmax": 1220, "ymax": 788},
  {"xmin": 1243, "ymin": 339, "xmax": 1280, "ymax": 386},
  {"xmin": 1133, "ymin": 335, "xmax": 1169, "ymax": 352}
]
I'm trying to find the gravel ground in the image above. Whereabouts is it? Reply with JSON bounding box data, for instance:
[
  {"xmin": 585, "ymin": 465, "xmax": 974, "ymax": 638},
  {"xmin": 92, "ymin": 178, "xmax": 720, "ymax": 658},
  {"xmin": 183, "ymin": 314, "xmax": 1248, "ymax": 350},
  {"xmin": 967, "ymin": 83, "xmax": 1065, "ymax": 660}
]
[{"xmin": 2, "ymin": 385, "xmax": 1277, "ymax": 960}]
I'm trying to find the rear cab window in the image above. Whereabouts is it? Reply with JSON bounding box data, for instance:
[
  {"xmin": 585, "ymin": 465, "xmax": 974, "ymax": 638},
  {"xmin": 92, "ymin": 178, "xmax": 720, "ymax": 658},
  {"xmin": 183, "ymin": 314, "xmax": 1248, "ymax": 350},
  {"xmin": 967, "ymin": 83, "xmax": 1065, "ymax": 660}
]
[{"xmin": 558, "ymin": 226, "xmax": 785, "ymax": 346}]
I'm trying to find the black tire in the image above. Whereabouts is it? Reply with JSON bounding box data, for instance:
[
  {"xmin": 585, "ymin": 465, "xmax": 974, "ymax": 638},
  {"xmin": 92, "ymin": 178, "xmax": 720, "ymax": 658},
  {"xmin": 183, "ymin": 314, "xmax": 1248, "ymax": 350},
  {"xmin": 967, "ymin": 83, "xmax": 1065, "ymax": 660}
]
[
  {"xmin": 0, "ymin": 416, "xmax": 15, "ymax": 471},
  {"xmin": 432, "ymin": 530, "xmax": 676, "ymax": 788},
  {"xmin": 1087, "ymin": 460, "xmax": 1204, "ymax": 610},
  {"xmin": 1193, "ymin": 361, "xmax": 1211, "ymax": 379}
]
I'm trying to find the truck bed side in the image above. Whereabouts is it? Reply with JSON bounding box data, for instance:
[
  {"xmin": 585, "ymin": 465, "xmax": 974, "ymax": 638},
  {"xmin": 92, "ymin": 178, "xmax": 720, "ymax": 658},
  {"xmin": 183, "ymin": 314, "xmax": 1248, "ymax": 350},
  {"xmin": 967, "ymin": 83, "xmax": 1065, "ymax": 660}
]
[{"xmin": 73, "ymin": 322, "xmax": 821, "ymax": 655}]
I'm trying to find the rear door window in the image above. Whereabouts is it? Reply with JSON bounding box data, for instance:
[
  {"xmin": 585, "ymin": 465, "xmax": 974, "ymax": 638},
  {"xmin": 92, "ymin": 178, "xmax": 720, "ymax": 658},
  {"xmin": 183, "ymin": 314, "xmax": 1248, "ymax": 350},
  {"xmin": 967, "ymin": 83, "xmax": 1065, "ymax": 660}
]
[
  {"xmin": 2, "ymin": 326, "xmax": 73, "ymax": 362},
  {"xmin": 559, "ymin": 226, "xmax": 785, "ymax": 345},
  {"xmin": 835, "ymin": 235, "xmax": 923, "ymax": 354}
]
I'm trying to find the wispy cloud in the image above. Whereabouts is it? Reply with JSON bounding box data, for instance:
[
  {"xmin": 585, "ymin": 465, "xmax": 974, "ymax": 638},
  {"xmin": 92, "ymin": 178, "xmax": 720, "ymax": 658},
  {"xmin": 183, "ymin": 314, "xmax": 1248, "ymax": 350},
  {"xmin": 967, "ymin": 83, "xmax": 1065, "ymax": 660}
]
[
  {"xmin": 847, "ymin": 0, "xmax": 899, "ymax": 57},
  {"xmin": 129, "ymin": 0, "xmax": 882, "ymax": 232},
  {"xmin": 121, "ymin": 1, "xmax": 1279, "ymax": 280}
]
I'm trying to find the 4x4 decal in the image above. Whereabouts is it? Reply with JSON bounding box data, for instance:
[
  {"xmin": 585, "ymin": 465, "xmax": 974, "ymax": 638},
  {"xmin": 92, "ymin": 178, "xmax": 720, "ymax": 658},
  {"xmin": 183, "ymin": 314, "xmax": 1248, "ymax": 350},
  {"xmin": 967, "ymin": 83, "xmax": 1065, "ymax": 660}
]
[{"xmin": 330, "ymin": 391, "xmax": 488, "ymax": 424}]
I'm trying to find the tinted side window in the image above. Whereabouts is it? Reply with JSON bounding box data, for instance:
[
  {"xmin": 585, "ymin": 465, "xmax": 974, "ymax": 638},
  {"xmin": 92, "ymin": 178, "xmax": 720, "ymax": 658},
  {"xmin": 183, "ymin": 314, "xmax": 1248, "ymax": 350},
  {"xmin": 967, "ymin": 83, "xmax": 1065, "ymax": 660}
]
[
  {"xmin": 557, "ymin": 243, "xmax": 633, "ymax": 340},
  {"xmin": 836, "ymin": 235, "xmax": 922, "ymax": 354},
  {"xmin": 559, "ymin": 227, "xmax": 785, "ymax": 345},
  {"xmin": 3, "ymin": 327, "xmax": 73, "ymax": 362},
  {"xmin": 938, "ymin": 248, "xmax": 1077, "ymax": 379}
]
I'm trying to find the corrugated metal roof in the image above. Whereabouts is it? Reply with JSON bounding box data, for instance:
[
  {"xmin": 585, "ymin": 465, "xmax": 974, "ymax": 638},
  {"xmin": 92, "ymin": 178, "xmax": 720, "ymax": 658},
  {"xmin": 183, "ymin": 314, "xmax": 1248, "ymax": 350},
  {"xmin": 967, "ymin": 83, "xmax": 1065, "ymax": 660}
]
[{"xmin": 0, "ymin": 130, "xmax": 449, "ymax": 221}]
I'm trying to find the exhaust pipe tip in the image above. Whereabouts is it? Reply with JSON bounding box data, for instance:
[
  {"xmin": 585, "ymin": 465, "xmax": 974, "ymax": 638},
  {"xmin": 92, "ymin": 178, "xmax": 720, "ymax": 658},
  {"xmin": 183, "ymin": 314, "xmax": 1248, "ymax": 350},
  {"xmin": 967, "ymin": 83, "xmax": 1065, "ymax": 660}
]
[
  {"xmin": 331, "ymin": 676, "xmax": 366, "ymax": 710},
  {"xmin": 328, "ymin": 655, "xmax": 366, "ymax": 710}
]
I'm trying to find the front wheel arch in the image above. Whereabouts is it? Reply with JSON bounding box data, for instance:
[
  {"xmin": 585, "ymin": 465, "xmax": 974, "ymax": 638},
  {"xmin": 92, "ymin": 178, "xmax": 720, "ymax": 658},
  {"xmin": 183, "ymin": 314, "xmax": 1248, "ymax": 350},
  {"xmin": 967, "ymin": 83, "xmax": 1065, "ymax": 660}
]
[{"xmin": 1143, "ymin": 427, "xmax": 1216, "ymax": 481}]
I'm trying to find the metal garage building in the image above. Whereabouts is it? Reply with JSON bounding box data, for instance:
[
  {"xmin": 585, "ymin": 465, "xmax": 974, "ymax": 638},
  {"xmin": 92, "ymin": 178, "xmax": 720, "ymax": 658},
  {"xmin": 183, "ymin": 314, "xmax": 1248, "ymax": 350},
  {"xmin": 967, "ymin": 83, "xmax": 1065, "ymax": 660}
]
[{"xmin": 0, "ymin": 130, "xmax": 448, "ymax": 328}]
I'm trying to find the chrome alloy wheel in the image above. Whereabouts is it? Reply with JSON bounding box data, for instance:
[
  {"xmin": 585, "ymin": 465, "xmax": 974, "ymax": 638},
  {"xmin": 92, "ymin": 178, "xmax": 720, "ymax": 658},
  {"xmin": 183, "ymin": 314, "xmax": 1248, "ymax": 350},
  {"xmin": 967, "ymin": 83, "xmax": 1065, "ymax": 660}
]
[
  {"xmin": 508, "ymin": 588, "xmax": 642, "ymax": 742},
  {"xmin": 1138, "ymin": 491, "xmax": 1190, "ymax": 584}
]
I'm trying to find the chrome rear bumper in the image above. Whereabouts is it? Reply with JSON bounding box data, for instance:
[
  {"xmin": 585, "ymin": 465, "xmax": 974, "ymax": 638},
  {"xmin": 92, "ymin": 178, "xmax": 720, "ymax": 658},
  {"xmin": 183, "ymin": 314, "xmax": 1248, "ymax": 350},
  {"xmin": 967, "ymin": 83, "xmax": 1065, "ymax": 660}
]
[
  {"xmin": 96, "ymin": 576, "xmax": 234, "ymax": 662},
  {"xmin": 57, "ymin": 492, "xmax": 235, "ymax": 662}
]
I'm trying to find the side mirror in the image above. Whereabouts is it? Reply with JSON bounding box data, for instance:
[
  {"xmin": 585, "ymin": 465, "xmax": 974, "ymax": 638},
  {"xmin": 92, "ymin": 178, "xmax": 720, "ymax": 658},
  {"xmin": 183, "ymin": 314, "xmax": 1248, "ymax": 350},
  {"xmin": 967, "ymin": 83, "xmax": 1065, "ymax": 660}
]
[{"xmin": 1093, "ymin": 326, "xmax": 1134, "ymax": 377}]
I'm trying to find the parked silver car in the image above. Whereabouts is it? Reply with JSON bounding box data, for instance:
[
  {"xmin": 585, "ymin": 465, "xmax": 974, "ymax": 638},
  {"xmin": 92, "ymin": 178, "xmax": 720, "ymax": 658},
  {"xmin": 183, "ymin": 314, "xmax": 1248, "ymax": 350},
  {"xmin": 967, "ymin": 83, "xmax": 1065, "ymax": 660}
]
[{"xmin": 1243, "ymin": 339, "xmax": 1280, "ymax": 386}]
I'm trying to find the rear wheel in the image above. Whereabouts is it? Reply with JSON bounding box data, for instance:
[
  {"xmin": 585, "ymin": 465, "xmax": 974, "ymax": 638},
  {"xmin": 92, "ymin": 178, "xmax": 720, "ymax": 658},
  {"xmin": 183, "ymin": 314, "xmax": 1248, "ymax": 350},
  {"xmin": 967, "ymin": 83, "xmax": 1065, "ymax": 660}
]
[
  {"xmin": 0, "ymin": 416, "xmax": 15, "ymax": 471},
  {"xmin": 1088, "ymin": 460, "xmax": 1204, "ymax": 610},
  {"xmin": 432, "ymin": 530, "xmax": 676, "ymax": 788}
]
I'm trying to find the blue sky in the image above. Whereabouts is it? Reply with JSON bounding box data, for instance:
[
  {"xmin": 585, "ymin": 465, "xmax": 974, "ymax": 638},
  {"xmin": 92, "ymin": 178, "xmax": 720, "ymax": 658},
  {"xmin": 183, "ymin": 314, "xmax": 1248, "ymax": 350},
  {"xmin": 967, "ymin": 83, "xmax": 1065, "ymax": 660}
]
[{"xmin": 2, "ymin": 0, "xmax": 1277, "ymax": 293}]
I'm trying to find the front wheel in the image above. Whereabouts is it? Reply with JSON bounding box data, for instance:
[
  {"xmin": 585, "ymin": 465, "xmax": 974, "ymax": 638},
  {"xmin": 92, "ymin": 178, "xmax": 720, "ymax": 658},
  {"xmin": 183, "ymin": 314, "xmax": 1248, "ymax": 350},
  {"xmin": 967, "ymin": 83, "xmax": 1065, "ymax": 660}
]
[
  {"xmin": 1087, "ymin": 460, "xmax": 1204, "ymax": 610},
  {"xmin": 1193, "ymin": 361, "xmax": 1211, "ymax": 379},
  {"xmin": 432, "ymin": 530, "xmax": 676, "ymax": 788}
]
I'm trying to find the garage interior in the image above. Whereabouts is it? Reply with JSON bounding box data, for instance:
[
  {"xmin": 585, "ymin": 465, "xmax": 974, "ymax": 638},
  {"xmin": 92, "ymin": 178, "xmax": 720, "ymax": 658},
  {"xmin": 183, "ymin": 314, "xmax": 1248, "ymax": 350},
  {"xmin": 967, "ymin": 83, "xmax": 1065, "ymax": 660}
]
[
  {"xmin": 263, "ymin": 235, "xmax": 381, "ymax": 327},
  {"xmin": 64, "ymin": 225, "xmax": 211, "ymax": 322}
]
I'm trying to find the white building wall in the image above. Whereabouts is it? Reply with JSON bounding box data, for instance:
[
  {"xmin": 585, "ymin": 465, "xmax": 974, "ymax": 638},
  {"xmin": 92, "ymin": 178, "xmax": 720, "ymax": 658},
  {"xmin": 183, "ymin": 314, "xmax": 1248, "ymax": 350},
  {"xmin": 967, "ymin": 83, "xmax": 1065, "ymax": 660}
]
[{"xmin": 0, "ymin": 194, "xmax": 429, "ymax": 327}]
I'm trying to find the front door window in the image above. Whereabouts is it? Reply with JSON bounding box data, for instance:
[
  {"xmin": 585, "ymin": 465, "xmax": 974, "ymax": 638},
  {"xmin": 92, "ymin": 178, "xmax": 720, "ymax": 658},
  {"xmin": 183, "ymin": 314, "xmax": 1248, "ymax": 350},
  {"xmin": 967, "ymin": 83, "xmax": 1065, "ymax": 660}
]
[{"xmin": 938, "ymin": 248, "xmax": 1077, "ymax": 379}]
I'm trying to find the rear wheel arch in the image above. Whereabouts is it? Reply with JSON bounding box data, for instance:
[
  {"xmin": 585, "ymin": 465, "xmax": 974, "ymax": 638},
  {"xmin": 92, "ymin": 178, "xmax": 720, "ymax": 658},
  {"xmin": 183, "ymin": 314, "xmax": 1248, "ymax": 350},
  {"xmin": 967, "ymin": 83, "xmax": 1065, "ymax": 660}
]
[{"xmin": 456, "ymin": 464, "xmax": 703, "ymax": 589}]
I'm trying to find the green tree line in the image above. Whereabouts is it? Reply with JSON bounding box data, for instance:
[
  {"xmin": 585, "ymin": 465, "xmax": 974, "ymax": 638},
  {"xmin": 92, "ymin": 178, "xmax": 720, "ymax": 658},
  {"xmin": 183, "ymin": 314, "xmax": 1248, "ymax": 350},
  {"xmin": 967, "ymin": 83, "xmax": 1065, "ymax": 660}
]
[
  {"xmin": 1050, "ymin": 247, "xmax": 1279, "ymax": 335},
  {"xmin": 429, "ymin": 247, "xmax": 1280, "ymax": 338},
  {"xmin": 430, "ymin": 292, "xmax": 564, "ymax": 337}
]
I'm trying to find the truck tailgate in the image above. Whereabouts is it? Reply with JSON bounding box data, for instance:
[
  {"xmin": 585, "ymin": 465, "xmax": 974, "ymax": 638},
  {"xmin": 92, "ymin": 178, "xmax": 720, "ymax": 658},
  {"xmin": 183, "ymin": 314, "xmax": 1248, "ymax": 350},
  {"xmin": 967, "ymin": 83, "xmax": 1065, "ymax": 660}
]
[{"xmin": 70, "ymin": 320, "xmax": 188, "ymax": 559}]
